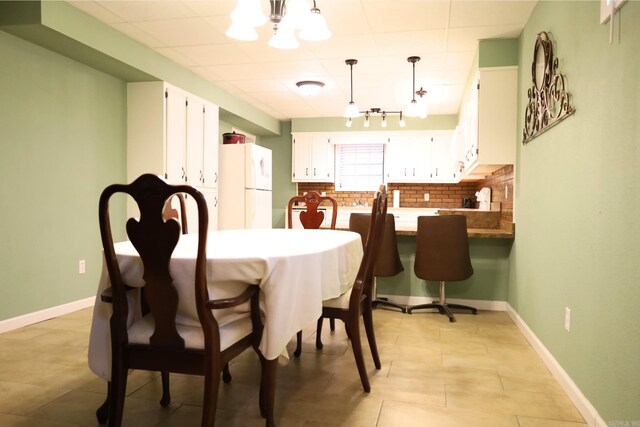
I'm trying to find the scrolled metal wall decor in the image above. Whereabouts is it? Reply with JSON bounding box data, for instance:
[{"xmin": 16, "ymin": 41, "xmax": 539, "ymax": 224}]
[{"xmin": 523, "ymin": 32, "xmax": 575, "ymax": 144}]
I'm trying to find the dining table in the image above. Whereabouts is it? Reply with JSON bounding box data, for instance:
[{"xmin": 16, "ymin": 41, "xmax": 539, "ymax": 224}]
[{"xmin": 88, "ymin": 228, "xmax": 364, "ymax": 382}]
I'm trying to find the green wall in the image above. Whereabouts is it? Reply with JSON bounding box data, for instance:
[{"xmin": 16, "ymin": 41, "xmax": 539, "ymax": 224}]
[
  {"xmin": 0, "ymin": 30, "xmax": 127, "ymax": 320},
  {"xmin": 511, "ymin": 0, "xmax": 640, "ymax": 422}
]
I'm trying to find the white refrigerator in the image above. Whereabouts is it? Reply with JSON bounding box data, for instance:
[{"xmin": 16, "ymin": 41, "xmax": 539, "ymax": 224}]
[{"xmin": 218, "ymin": 143, "xmax": 272, "ymax": 229}]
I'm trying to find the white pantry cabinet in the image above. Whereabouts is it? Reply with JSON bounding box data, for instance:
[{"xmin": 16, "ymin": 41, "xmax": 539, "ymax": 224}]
[
  {"xmin": 127, "ymin": 81, "xmax": 219, "ymax": 231},
  {"xmin": 460, "ymin": 67, "xmax": 517, "ymax": 179},
  {"xmin": 291, "ymin": 133, "xmax": 335, "ymax": 182}
]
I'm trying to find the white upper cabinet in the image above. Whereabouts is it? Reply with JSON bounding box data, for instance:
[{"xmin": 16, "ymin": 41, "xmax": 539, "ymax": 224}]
[
  {"xmin": 460, "ymin": 67, "xmax": 517, "ymax": 179},
  {"xmin": 127, "ymin": 81, "xmax": 219, "ymax": 230},
  {"xmin": 385, "ymin": 132, "xmax": 431, "ymax": 183},
  {"xmin": 384, "ymin": 131, "xmax": 455, "ymax": 183},
  {"xmin": 291, "ymin": 133, "xmax": 335, "ymax": 182}
]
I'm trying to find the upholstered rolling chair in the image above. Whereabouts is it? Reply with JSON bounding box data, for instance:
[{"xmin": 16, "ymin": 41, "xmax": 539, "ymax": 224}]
[
  {"xmin": 97, "ymin": 174, "xmax": 266, "ymax": 427},
  {"xmin": 314, "ymin": 186, "xmax": 388, "ymax": 392},
  {"xmin": 348, "ymin": 213, "xmax": 407, "ymax": 313},
  {"xmin": 287, "ymin": 191, "xmax": 338, "ymax": 357},
  {"xmin": 407, "ymin": 215, "xmax": 477, "ymax": 322}
]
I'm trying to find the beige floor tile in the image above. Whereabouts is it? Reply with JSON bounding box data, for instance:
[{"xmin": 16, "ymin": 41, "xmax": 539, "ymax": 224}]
[
  {"xmin": 499, "ymin": 372, "xmax": 566, "ymax": 395},
  {"xmin": 0, "ymin": 413, "xmax": 79, "ymax": 427},
  {"xmin": 446, "ymin": 386, "xmax": 585, "ymax": 422},
  {"xmin": 517, "ymin": 416, "xmax": 588, "ymax": 426},
  {"xmin": 29, "ymin": 389, "xmax": 179, "ymax": 427},
  {"xmin": 0, "ymin": 381, "xmax": 71, "ymax": 415},
  {"xmin": 377, "ymin": 400, "xmax": 520, "ymax": 427},
  {"xmin": 0, "ymin": 308, "xmax": 587, "ymax": 427}
]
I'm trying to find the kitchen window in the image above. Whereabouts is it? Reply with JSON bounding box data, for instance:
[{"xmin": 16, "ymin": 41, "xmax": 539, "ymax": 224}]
[{"xmin": 335, "ymin": 143, "xmax": 384, "ymax": 192}]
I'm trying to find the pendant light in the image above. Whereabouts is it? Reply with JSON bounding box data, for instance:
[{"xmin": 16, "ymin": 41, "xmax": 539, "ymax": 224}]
[
  {"xmin": 406, "ymin": 56, "xmax": 428, "ymax": 118},
  {"xmin": 343, "ymin": 59, "xmax": 360, "ymax": 118}
]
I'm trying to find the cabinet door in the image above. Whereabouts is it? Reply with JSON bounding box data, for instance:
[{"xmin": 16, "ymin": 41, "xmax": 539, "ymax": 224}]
[
  {"xmin": 311, "ymin": 135, "xmax": 333, "ymax": 181},
  {"xmin": 385, "ymin": 135, "xmax": 430, "ymax": 182},
  {"xmin": 202, "ymin": 102, "xmax": 219, "ymax": 189},
  {"xmin": 292, "ymin": 134, "xmax": 312, "ymax": 181},
  {"xmin": 165, "ymin": 86, "xmax": 187, "ymax": 184},
  {"xmin": 186, "ymin": 96, "xmax": 204, "ymax": 187},
  {"xmin": 463, "ymin": 76, "xmax": 479, "ymax": 171},
  {"xmin": 384, "ymin": 138, "xmax": 411, "ymax": 182},
  {"xmin": 429, "ymin": 131, "xmax": 455, "ymax": 181}
]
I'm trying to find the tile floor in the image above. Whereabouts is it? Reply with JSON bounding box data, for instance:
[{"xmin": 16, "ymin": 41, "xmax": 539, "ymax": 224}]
[{"xmin": 0, "ymin": 308, "xmax": 586, "ymax": 426}]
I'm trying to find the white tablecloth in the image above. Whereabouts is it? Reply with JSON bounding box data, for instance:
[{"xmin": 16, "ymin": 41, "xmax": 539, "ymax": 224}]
[{"xmin": 88, "ymin": 229, "xmax": 363, "ymax": 380}]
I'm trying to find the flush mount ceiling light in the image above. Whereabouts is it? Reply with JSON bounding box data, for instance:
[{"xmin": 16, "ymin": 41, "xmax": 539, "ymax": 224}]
[
  {"xmin": 226, "ymin": 0, "xmax": 331, "ymax": 50},
  {"xmin": 296, "ymin": 80, "xmax": 325, "ymax": 96},
  {"xmin": 406, "ymin": 56, "xmax": 429, "ymax": 119}
]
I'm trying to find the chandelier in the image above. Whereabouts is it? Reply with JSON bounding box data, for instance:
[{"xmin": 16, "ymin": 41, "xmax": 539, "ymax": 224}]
[{"xmin": 226, "ymin": 0, "xmax": 331, "ymax": 49}]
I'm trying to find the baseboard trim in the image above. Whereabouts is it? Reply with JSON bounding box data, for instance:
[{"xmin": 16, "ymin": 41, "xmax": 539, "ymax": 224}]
[
  {"xmin": 0, "ymin": 296, "xmax": 95, "ymax": 334},
  {"xmin": 505, "ymin": 304, "xmax": 606, "ymax": 427},
  {"xmin": 376, "ymin": 294, "xmax": 507, "ymax": 311}
]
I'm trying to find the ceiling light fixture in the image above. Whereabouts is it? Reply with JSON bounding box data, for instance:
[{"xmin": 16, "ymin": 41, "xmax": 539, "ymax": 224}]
[
  {"xmin": 296, "ymin": 80, "xmax": 325, "ymax": 96},
  {"xmin": 345, "ymin": 107, "xmax": 405, "ymax": 128},
  {"xmin": 343, "ymin": 59, "xmax": 360, "ymax": 119},
  {"xmin": 406, "ymin": 56, "xmax": 428, "ymax": 118},
  {"xmin": 226, "ymin": 0, "xmax": 331, "ymax": 49}
]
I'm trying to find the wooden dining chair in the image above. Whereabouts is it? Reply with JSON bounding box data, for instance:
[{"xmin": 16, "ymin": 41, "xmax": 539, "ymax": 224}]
[
  {"xmin": 287, "ymin": 191, "xmax": 337, "ymax": 229},
  {"xmin": 314, "ymin": 185, "xmax": 388, "ymax": 392},
  {"xmin": 97, "ymin": 174, "xmax": 266, "ymax": 427},
  {"xmin": 162, "ymin": 192, "xmax": 189, "ymax": 233},
  {"xmin": 287, "ymin": 191, "xmax": 338, "ymax": 357}
]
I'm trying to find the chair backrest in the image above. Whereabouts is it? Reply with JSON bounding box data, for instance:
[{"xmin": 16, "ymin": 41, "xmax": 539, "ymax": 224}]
[
  {"xmin": 162, "ymin": 192, "xmax": 189, "ymax": 234},
  {"xmin": 349, "ymin": 185, "xmax": 388, "ymax": 311},
  {"xmin": 287, "ymin": 191, "xmax": 338, "ymax": 229},
  {"xmin": 414, "ymin": 215, "xmax": 473, "ymax": 282},
  {"xmin": 99, "ymin": 174, "xmax": 210, "ymax": 350},
  {"xmin": 349, "ymin": 213, "xmax": 404, "ymax": 277}
]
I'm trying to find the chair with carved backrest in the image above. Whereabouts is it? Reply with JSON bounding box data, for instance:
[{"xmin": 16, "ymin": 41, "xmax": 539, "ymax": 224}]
[
  {"xmin": 287, "ymin": 191, "xmax": 338, "ymax": 356},
  {"xmin": 287, "ymin": 191, "xmax": 337, "ymax": 230},
  {"xmin": 98, "ymin": 174, "xmax": 266, "ymax": 427},
  {"xmin": 314, "ymin": 185, "xmax": 388, "ymax": 392}
]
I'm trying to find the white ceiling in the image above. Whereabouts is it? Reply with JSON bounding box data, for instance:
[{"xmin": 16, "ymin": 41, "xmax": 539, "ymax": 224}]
[{"xmin": 67, "ymin": 0, "xmax": 537, "ymax": 120}]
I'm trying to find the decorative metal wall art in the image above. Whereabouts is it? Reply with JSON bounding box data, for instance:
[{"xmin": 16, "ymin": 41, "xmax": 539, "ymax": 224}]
[{"xmin": 522, "ymin": 32, "xmax": 575, "ymax": 144}]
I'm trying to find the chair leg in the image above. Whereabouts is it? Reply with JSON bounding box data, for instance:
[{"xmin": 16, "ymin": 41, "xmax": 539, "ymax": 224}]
[
  {"xmin": 315, "ymin": 317, "xmax": 324, "ymax": 350},
  {"xmin": 259, "ymin": 357, "xmax": 278, "ymax": 427},
  {"xmin": 347, "ymin": 319, "xmax": 370, "ymax": 393},
  {"xmin": 447, "ymin": 303, "xmax": 478, "ymax": 314},
  {"xmin": 372, "ymin": 298, "xmax": 407, "ymax": 313},
  {"xmin": 329, "ymin": 318, "xmax": 335, "ymax": 331},
  {"xmin": 96, "ymin": 382, "xmax": 110, "ymax": 424},
  {"xmin": 294, "ymin": 330, "xmax": 302, "ymax": 357},
  {"xmin": 222, "ymin": 363, "xmax": 232, "ymax": 383},
  {"xmin": 201, "ymin": 358, "xmax": 221, "ymax": 427},
  {"xmin": 108, "ymin": 360, "xmax": 127, "ymax": 427},
  {"xmin": 362, "ymin": 305, "xmax": 381, "ymax": 369},
  {"xmin": 160, "ymin": 371, "xmax": 170, "ymax": 407}
]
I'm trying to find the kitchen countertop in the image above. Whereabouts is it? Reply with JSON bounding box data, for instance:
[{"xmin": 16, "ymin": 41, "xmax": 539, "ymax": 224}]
[{"xmin": 287, "ymin": 205, "xmax": 515, "ymax": 239}]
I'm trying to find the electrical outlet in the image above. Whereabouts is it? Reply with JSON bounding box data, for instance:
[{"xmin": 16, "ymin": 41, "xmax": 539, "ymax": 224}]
[
  {"xmin": 424, "ymin": 193, "xmax": 430, "ymax": 201},
  {"xmin": 564, "ymin": 307, "xmax": 571, "ymax": 332},
  {"xmin": 79, "ymin": 260, "xmax": 86, "ymax": 275}
]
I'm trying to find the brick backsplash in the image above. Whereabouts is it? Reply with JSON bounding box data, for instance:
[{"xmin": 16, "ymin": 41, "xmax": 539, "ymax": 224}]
[{"xmin": 297, "ymin": 165, "xmax": 514, "ymax": 224}]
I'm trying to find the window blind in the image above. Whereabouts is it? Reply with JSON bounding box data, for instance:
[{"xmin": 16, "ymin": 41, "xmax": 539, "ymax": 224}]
[{"xmin": 336, "ymin": 144, "xmax": 384, "ymax": 192}]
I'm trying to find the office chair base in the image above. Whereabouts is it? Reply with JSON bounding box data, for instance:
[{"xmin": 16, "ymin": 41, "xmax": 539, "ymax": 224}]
[
  {"xmin": 372, "ymin": 298, "xmax": 407, "ymax": 313},
  {"xmin": 407, "ymin": 302, "xmax": 477, "ymax": 322}
]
